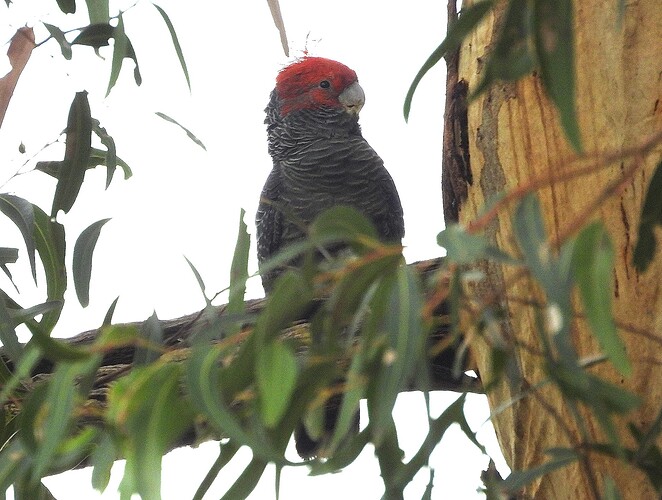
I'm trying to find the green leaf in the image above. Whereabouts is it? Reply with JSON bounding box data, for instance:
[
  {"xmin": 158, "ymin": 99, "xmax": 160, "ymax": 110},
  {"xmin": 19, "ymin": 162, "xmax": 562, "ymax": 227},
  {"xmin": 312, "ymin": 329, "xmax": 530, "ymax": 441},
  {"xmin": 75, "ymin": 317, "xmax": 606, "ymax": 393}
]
[
  {"xmin": 91, "ymin": 120, "xmax": 117, "ymax": 188},
  {"xmin": 52, "ymin": 91, "xmax": 93, "ymax": 217},
  {"xmin": 257, "ymin": 341, "xmax": 298, "ymax": 427},
  {"xmin": 192, "ymin": 441, "xmax": 240, "ymax": 500},
  {"xmin": 36, "ymin": 147, "xmax": 132, "ymax": 184},
  {"xmin": 153, "ymin": 4, "xmax": 191, "ymax": 91},
  {"xmin": 0, "ymin": 297, "xmax": 22, "ymax": 362},
  {"xmin": 184, "ymin": 256, "xmax": 210, "ymax": 306},
  {"xmin": 185, "ymin": 346, "xmax": 284, "ymax": 463},
  {"xmin": 534, "ymin": 0, "xmax": 582, "ymax": 151},
  {"xmin": 73, "ymin": 218, "xmax": 111, "ymax": 307},
  {"xmin": 472, "ymin": 0, "xmax": 536, "ymax": 97},
  {"xmin": 43, "ymin": 23, "xmax": 72, "ymax": 59},
  {"xmin": 133, "ymin": 311, "xmax": 163, "ymax": 366},
  {"xmin": 71, "ymin": 23, "xmax": 113, "ymax": 48},
  {"xmin": 256, "ymin": 271, "xmax": 312, "ymax": 343},
  {"xmin": 27, "ymin": 318, "xmax": 90, "ymax": 362},
  {"xmin": 502, "ymin": 448, "xmax": 578, "ymax": 493},
  {"xmin": 91, "ymin": 433, "xmax": 117, "ymax": 493},
  {"xmin": 437, "ymin": 224, "xmax": 488, "ymax": 263},
  {"xmin": 56, "ymin": 0, "xmax": 75, "ymax": 14},
  {"xmin": 106, "ymin": 15, "xmax": 142, "ymax": 94},
  {"xmin": 0, "ymin": 345, "xmax": 40, "ymax": 406},
  {"xmin": 31, "ymin": 357, "xmax": 101, "ymax": 481},
  {"xmin": 0, "ymin": 247, "xmax": 18, "ymax": 285},
  {"xmin": 371, "ymin": 266, "xmax": 426, "ymax": 444},
  {"xmin": 155, "ymin": 112, "xmax": 206, "ymax": 150},
  {"xmin": 33, "ymin": 205, "xmax": 66, "ymax": 333},
  {"xmin": 85, "ymin": 0, "xmax": 110, "ymax": 23},
  {"xmin": 602, "ymin": 475, "xmax": 621, "ymax": 500},
  {"xmin": 0, "ymin": 438, "xmax": 28, "ymax": 493},
  {"xmin": 226, "ymin": 209, "xmax": 250, "ymax": 335},
  {"xmin": 310, "ymin": 205, "xmax": 378, "ymax": 244},
  {"xmin": 108, "ymin": 364, "xmax": 193, "ymax": 500},
  {"xmin": 7, "ymin": 300, "xmax": 61, "ymax": 327},
  {"xmin": 392, "ymin": 394, "xmax": 466, "ymax": 488},
  {"xmin": 220, "ymin": 458, "xmax": 268, "ymax": 500},
  {"xmin": 572, "ymin": 223, "xmax": 630, "ymax": 375},
  {"xmin": 633, "ymin": 159, "xmax": 662, "ymax": 272},
  {"xmin": 404, "ymin": 0, "xmax": 493, "ymax": 120},
  {"xmin": 102, "ymin": 296, "xmax": 120, "ymax": 326},
  {"xmin": 0, "ymin": 194, "xmax": 36, "ymax": 282}
]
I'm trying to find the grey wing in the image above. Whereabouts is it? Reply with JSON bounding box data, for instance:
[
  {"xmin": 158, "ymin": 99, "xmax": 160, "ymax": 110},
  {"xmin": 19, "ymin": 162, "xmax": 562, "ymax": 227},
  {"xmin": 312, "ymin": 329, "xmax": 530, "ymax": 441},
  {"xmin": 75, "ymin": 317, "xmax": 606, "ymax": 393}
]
[{"xmin": 255, "ymin": 165, "xmax": 284, "ymax": 265}]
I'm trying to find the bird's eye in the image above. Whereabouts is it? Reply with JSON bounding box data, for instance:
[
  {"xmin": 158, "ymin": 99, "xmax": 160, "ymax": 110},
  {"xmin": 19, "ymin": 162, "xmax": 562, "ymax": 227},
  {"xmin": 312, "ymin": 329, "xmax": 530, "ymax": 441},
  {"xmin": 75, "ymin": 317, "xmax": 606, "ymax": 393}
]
[{"xmin": 319, "ymin": 80, "xmax": 331, "ymax": 89}]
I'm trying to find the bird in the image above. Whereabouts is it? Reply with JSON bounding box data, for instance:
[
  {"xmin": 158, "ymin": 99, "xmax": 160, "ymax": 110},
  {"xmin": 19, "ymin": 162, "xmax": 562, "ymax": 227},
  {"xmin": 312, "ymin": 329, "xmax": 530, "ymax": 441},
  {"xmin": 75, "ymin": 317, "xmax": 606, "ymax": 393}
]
[{"xmin": 255, "ymin": 56, "xmax": 405, "ymax": 458}]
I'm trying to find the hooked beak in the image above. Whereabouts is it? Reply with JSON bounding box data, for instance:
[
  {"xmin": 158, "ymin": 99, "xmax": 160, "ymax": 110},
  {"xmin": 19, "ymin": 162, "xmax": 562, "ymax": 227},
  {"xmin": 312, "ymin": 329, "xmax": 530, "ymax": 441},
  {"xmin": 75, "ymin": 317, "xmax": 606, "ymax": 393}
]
[{"xmin": 338, "ymin": 81, "xmax": 365, "ymax": 115}]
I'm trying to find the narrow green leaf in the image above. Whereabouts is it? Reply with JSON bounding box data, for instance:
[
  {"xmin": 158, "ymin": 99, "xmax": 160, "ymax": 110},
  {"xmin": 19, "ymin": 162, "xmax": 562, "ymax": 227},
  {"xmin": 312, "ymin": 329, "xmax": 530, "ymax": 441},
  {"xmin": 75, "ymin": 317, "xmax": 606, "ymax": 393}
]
[
  {"xmin": 256, "ymin": 271, "xmax": 312, "ymax": 343},
  {"xmin": 0, "ymin": 247, "xmax": 18, "ymax": 285},
  {"xmin": 107, "ymin": 14, "xmax": 128, "ymax": 96},
  {"xmin": 52, "ymin": 91, "xmax": 93, "ymax": 217},
  {"xmin": 102, "ymin": 296, "xmax": 120, "ymax": 326},
  {"xmin": 85, "ymin": 0, "xmax": 110, "ymax": 23},
  {"xmin": 0, "ymin": 345, "xmax": 40, "ymax": 406},
  {"xmin": 184, "ymin": 256, "xmax": 210, "ymax": 306},
  {"xmin": 31, "ymin": 357, "xmax": 101, "ymax": 481},
  {"xmin": 220, "ymin": 458, "xmax": 268, "ymax": 500},
  {"xmin": 153, "ymin": 4, "xmax": 191, "ymax": 91},
  {"xmin": 73, "ymin": 218, "xmax": 111, "ymax": 307},
  {"xmin": 27, "ymin": 320, "xmax": 90, "ymax": 362},
  {"xmin": 33, "ymin": 205, "xmax": 66, "ymax": 333},
  {"xmin": 502, "ymin": 448, "xmax": 578, "ymax": 493},
  {"xmin": 43, "ymin": 23, "xmax": 72, "ymax": 59},
  {"xmin": 91, "ymin": 433, "xmax": 117, "ymax": 492},
  {"xmin": 0, "ymin": 194, "xmax": 36, "ymax": 282},
  {"xmin": 437, "ymin": 224, "xmax": 488, "ymax": 264},
  {"xmin": 534, "ymin": 0, "xmax": 582, "ymax": 151},
  {"xmin": 71, "ymin": 23, "xmax": 113, "ymax": 48},
  {"xmin": 36, "ymin": 147, "xmax": 131, "ymax": 184},
  {"xmin": 633, "ymin": 160, "xmax": 662, "ymax": 272},
  {"xmin": 0, "ymin": 438, "xmax": 28, "ymax": 493},
  {"xmin": 133, "ymin": 311, "xmax": 163, "ymax": 366},
  {"xmin": 257, "ymin": 341, "xmax": 298, "ymax": 427},
  {"xmin": 0, "ymin": 297, "xmax": 22, "ymax": 362},
  {"xmin": 310, "ymin": 205, "xmax": 378, "ymax": 244},
  {"xmin": 393, "ymin": 394, "xmax": 466, "ymax": 488},
  {"xmin": 185, "ymin": 346, "xmax": 284, "ymax": 463},
  {"xmin": 56, "ymin": 0, "xmax": 75, "ymax": 14},
  {"xmin": 227, "ymin": 209, "xmax": 250, "ymax": 328},
  {"xmin": 192, "ymin": 441, "xmax": 240, "ymax": 500},
  {"xmin": 7, "ymin": 300, "xmax": 61, "ymax": 327},
  {"xmin": 572, "ymin": 223, "xmax": 630, "ymax": 375},
  {"xmin": 371, "ymin": 266, "xmax": 426, "ymax": 444},
  {"xmin": 404, "ymin": 1, "xmax": 493, "ymax": 120},
  {"xmin": 602, "ymin": 475, "xmax": 621, "ymax": 500},
  {"xmin": 91, "ymin": 119, "xmax": 117, "ymax": 189},
  {"xmin": 155, "ymin": 112, "xmax": 206, "ymax": 150}
]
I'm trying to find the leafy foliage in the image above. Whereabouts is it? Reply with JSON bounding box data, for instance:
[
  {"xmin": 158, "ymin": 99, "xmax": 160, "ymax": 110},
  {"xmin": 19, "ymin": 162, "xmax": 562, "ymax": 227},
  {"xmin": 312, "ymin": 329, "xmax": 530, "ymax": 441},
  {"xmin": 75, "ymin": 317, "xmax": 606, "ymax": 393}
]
[{"xmin": 1, "ymin": 1, "xmax": 661, "ymax": 499}]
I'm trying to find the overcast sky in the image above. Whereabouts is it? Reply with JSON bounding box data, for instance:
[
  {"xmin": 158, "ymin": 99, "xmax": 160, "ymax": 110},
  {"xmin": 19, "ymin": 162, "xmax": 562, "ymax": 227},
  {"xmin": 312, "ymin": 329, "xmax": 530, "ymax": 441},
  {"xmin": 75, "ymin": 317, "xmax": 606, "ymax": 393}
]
[{"xmin": 1, "ymin": 0, "xmax": 507, "ymax": 498}]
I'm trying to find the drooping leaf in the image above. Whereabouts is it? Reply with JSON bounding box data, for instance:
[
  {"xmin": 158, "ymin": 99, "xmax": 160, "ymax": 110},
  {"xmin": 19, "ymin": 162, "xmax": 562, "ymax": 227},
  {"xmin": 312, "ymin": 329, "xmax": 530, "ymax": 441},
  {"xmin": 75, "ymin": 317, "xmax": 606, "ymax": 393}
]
[
  {"xmin": 371, "ymin": 266, "xmax": 426, "ymax": 445},
  {"xmin": 257, "ymin": 340, "xmax": 298, "ymax": 427},
  {"xmin": 219, "ymin": 458, "xmax": 269, "ymax": 500},
  {"xmin": 438, "ymin": 224, "xmax": 488, "ymax": 264},
  {"xmin": 73, "ymin": 218, "xmax": 111, "ymax": 307},
  {"xmin": 184, "ymin": 256, "xmax": 211, "ymax": 306},
  {"xmin": 192, "ymin": 441, "xmax": 240, "ymax": 500},
  {"xmin": 0, "ymin": 296, "xmax": 22, "ymax": 362},
  {"xmin": 106, "ymin": 14, "xmax": 142, "ymax": 95},
  {"xmin": 0, "ymin": 28, "xmax": 35, "ymax": 129},
  {"xmin": 404, "ymin": 1, "xmax": 493, "ymax": 120},
  {"xmin": 52, "ymin": 91, "xmax": 93, "ymax": 217},
  {"xmin": 91, "ymin": 119, "xmax": 117, "ymax": 188},
  {"xmin": 155, "ymin": 112, "xmax": 207, "ymax": 150},
  {"xmin": 502, "ymin": 448, "xmax": 578, "ymax": 493},
  {"xmin": 56, "ymin": 0, "xmax": 76, "ymax": 14},
  {"xmin": 310, "ymin": 205, "xmax": 378, "ymax": 245},
  {"xmin": 0, "ymin": 247, "xmax": 18, "ymax": 285},
  {"xmin": 133, "ymin": 311, "xmax": 164, "ymax": 366},
  {"xmin": 36, "ymin": 147, "xmax": 132, "ymax": 184},
  {"xmin": 71, "ymin": 23, "xmax": 113, "ymax": 48},
  {"xmin": 85, "ymin": 0, "xmax": 110, "ymax": 23},
  {"xmin": 633, "ymin": 160, "xmax": 662, "ymax": 272},
  {"xmin": 534, "ymin": 0, "xmax": 582, "ymax": 151},
  {"xmin": 0, "ymin": 194, "xmax": 36, "ymax": 282},
  {"xmin": 30, "ymin": 356, "xmax": 101, "ymax": 481},
  {"xmin": 226, "ymin": 209, "xmax": 250, "ymax": 334},
  {"xmin": 6, "ymin": 300, "xmax": 61, "ymax": 327},
  {"xmin": 0, "ymin": 345, "xmax": 40, "ymax": 406},
  {"xmin": 0, "ymin": 438, "xmax": 28, "ymax": 493},
  {"xmin": 572, "ymin": 222, "xmax": 630, "ymax": 375},
  {"xmin": 33, "ymin": 205, "xmax": 66, "ymax": 332},
  {"xmin": 153, "ymin": 4, "xmax": 191, "ymax": 91},
  {"xmin": 91, "ymin": 433, "xmax": 117, "ymax": 493},
  {"xmin": 43, "ymin": 23, "xmax": 72, "ymax": 59}
]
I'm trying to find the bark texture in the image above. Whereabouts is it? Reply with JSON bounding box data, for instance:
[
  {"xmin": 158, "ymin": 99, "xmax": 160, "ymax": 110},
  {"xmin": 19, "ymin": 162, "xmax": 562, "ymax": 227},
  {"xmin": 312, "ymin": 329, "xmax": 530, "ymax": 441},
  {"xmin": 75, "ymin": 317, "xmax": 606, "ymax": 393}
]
[{"xmin": 457, "ymin": 1, "xmax": 662, "ymax": 497}]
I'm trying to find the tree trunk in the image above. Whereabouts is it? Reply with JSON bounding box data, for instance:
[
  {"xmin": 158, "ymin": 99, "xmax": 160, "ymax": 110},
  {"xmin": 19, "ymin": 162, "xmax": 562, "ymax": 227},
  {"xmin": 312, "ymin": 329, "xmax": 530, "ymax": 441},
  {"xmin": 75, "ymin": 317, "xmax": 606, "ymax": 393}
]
[{"xmin": 456, "ymin": 1, "xmax": 662, "ymax": 498}]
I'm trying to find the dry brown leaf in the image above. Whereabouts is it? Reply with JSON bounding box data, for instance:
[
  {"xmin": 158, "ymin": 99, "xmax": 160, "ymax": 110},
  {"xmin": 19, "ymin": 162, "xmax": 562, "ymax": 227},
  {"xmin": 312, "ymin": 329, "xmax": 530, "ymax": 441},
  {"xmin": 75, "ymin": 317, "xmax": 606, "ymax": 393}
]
[
  {"xmin": 0, "ymin": 27, "xmax": 36, "ymax": 130},
  {"xmin": 266, "ymin": 0, "xmax": 289, "ymax": 57}
]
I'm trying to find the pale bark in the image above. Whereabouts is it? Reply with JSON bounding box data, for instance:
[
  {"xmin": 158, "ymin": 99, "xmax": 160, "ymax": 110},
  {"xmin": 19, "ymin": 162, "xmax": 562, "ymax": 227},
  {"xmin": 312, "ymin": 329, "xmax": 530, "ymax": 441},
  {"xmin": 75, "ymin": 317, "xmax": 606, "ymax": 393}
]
[{"xmin": 457, "ymin": 1, "xmax": 662, "ymax": 498}]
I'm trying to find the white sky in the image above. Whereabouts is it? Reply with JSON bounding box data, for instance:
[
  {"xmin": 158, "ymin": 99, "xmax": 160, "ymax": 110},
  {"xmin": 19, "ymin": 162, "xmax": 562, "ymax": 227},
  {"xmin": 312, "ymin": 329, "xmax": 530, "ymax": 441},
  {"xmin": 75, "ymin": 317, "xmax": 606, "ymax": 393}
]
[{"xmin": 1, "ymin": 0, "xmax": 507, "ymax": 498}]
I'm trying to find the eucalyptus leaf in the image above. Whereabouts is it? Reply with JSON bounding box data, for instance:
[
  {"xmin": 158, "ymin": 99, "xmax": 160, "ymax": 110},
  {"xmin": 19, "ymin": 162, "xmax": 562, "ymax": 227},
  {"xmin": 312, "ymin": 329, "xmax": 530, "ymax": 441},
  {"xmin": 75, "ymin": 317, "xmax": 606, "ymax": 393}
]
[
  {"xmin": 0, "ymin": 194, "xmax": 36, "ymax": 282},
  {"xmin": 153, "ymin": 4, "xmax": 191, "ymax": 91},
  {"xmin": 73, "ymin": 218, "xmax": 111, "ymax": 307},
  {"xmin": 633, "ymin": 159, "xmax": 662, "ymax": 272},
  {"xmin": 43, "ymin": 23, "xmax": 72, "ymax": 59},
  {"xmin": 155, "ymin": 112, "xmax": 206, "ymax": 150}
]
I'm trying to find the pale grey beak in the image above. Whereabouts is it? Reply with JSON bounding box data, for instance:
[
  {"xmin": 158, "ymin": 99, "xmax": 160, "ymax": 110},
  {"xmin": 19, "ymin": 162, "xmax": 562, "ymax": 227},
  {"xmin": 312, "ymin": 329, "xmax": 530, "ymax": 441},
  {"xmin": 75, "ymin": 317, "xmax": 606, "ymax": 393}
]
[{"xmin": 338, "ymin": 81, "xmax": 365, "ymax": 115}]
